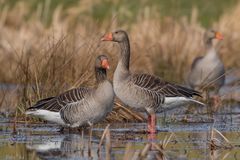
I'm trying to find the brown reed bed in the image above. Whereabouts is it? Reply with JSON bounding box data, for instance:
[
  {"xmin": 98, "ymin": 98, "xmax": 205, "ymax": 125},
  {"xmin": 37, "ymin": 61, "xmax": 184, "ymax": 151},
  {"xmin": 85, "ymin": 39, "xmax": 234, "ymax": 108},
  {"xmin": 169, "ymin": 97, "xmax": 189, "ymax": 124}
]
[{"xmin": 0, "ymin": 1, "xmax": 239, "ymax": 122}]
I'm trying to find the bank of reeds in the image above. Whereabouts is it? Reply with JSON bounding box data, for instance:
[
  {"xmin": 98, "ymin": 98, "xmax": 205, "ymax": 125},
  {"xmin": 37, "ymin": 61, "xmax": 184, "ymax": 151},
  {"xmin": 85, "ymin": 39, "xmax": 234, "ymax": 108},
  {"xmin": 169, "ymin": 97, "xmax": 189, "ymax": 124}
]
[{"xmin": 0, "ymin": 1, "xmax": 239, "ymax": 120}]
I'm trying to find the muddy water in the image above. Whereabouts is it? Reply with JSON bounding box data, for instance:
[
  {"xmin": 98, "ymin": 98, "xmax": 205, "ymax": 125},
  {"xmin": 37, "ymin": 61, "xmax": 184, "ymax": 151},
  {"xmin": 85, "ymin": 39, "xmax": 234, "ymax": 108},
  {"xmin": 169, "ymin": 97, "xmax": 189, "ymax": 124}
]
[{"xmin": 1, "ymin": 104, "xmax": 240, "ymax": 160}]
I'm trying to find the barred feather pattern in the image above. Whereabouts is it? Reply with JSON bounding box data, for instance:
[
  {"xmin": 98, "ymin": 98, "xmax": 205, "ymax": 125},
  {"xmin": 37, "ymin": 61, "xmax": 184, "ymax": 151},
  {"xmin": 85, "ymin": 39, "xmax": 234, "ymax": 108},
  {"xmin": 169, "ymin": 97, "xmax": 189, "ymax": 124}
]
[
  {"xmin": 131, "ymin": 73, "xmax": 201, "ymax": 98},
  {"xmin": 27, "ymin": 87, "xmax": 91, "ymax": 112},
  {"xmin": 127, "ymin": 73, "xmax": 201, "ymax": 112},
  {"xmin": 60, "ymin": 98, "xmax": 91, "ymax": 126},
  {"xmin": 59, "ymin": 81, "xmax": 114, "ymax": 127}
]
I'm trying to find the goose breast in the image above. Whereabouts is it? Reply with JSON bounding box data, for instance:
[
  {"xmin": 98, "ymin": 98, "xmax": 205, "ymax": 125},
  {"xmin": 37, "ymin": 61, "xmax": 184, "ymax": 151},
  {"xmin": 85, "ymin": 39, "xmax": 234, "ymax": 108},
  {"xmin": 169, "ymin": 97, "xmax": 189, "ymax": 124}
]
[{"xmin": 189, "ymin": 54, "xmax": 225, "ymax": 89}]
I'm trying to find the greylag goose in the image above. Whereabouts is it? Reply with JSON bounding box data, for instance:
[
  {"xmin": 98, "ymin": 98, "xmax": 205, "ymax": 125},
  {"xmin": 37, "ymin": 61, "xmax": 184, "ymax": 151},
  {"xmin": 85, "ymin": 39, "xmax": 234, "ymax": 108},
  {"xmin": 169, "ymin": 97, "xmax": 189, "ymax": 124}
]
[
  {"xmin": 26, "ymin": 55, "xmax": 114, "ymax": 128},
  {"xmin": 188, "ymin": 30, "xmax": 224, "ymax": 107},
  {"xmin": 101, "ymin": 30, "xmax": 204, "ymax": 134}
]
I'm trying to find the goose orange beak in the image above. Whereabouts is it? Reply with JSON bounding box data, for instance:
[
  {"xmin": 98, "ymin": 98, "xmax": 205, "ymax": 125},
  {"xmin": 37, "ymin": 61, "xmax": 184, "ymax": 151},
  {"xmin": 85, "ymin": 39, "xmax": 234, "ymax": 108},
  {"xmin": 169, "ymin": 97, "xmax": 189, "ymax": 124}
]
[
  {"xmin": 101, "ymin": 33, "xmax": 113, "ymax": 41},
  {"xmin": 101, "ymin": 59, "xmax": 110, "ymax": 69},
  {"xmin": 215, "ymin": 32, "xmax": 223, "ymax": 40}
]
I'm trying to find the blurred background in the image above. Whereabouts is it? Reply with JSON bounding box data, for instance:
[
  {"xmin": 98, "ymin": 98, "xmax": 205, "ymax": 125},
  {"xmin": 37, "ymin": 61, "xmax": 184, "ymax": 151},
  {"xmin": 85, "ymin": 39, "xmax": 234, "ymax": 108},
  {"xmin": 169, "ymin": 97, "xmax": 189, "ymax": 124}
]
[{"xmin": 0, "ymin": 0, "xmax": 239, "ymax": 114}]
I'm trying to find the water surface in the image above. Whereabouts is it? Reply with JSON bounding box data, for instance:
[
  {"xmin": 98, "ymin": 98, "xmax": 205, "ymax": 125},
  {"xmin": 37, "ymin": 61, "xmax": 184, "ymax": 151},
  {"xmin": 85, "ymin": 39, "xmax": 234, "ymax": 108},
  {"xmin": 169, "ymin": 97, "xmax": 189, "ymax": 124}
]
[{"xmin": 1, "ymin": 104, "xmax": 240, "ymax": 160}]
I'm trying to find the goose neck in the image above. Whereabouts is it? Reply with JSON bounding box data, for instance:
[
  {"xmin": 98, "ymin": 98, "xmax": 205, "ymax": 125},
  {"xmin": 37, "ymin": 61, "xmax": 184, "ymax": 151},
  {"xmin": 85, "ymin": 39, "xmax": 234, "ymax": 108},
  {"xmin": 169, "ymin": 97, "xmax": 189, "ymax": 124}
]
[
  {"xmin": 118, "ymin": 39, "xmax": 130, "ymax": 71},
  {"xmin": 205, "ymin": 38, "xmax": 213, "ymax": 50},
  {"xmin": 95, "ymin": 67, "xmax": 107, "ymax": 83}
]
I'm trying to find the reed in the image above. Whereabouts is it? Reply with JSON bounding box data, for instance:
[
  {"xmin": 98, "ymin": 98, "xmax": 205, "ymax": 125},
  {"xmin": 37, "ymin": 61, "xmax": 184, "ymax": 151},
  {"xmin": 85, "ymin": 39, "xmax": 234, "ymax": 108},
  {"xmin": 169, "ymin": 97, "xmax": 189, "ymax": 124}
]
[
  {"xmin": 208, "ymin": 128, "xmax": 233, "ymax": 150},
  {"xmin": 0, "ymin": 1, "xmax": 239, "ymax": 121}
]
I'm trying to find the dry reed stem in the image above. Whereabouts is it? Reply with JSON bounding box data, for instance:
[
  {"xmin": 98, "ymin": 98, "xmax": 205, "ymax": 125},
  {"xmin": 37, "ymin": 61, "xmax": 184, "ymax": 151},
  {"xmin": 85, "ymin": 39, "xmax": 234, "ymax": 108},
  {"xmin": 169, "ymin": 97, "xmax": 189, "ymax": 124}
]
[
  {"xmin": 81, "ymin": 129, "xmax": 85, "ymax": 157},
  {"xmin": 12, "ymin": 110, "xmax": 17, "ymax": 135},
  {"xmin": 140, "ymin": 143, "xmax": 151, "ymax": 157},
  {"xmin": 105, "ymin": 101, "xmax": 146, "ymax": 123},
  {"xmin": 209, "ymin": 128, "xmax": 233, "ymax": 150},
  {"xmin": 105, "ymin": 127, "xmax": 111, "ymax": 160},
  {"xmin": 151, "ymin": 143, "xmax": 166, "ymax": 159},
  {"xmin": 221, "ymin": 152, "xmax": 231, "ymax": 160},
  {"xmin": 161, "ymin": 132, "xmax": 174, "ymax": 149},
  {"xmin": 123, "ymin": 143, "xmax": 134, "ymax": 160},
  {"xmin": 201, "ymin": 68, "xmax": 233, "ymax": 91},
  {"xmin": 131, "ymin": 150, "xmax": 141, "ymax": 160},
  {"xmin": 97, "ymin": 124, "xmax": 110, "ymax": 156},
  {"xmin": 88, "ymin": 125, "xmax": 93, "ymax": 158},
  {"xmin": 123, "ymin": 133, "xmax": 174, "ymax": 159}
]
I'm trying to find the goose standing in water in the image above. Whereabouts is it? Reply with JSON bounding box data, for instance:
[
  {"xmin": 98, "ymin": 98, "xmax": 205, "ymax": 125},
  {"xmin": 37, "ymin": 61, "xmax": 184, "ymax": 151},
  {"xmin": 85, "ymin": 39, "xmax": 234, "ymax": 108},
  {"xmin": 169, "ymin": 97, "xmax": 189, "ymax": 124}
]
[
  {"xmin": 101, "ymin": 30, "xmax": 204, "ymax": 134},
  {"xmin": 26, "ymin": 55, "xmax": 114, "ymax": 128},
  {"xmin": 188, "ymin": 30, "xmax": 224, "ymax": 108}
]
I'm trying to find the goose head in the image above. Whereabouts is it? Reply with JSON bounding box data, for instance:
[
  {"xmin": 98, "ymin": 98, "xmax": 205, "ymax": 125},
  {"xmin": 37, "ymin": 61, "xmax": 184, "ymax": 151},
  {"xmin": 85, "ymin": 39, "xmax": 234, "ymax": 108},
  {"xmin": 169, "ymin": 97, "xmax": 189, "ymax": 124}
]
[
  {"xmin": 101, "ymin": 30, "xmax": 128, "ymax": 43},
  {"xmin": 204, "ymin": 29, "xmax": 223, "ymax": 43},
  {"xmin": 95, "ymin": 55, "xmax": 110, "ymax": 70}
]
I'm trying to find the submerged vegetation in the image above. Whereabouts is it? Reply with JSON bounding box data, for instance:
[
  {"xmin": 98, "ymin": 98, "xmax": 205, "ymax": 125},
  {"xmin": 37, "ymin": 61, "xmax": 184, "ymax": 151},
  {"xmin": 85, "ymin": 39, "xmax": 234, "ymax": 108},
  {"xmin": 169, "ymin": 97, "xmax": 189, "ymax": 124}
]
[{"xmin": 0, "ymin": 0, "xmax": 239, "ymax": 121}]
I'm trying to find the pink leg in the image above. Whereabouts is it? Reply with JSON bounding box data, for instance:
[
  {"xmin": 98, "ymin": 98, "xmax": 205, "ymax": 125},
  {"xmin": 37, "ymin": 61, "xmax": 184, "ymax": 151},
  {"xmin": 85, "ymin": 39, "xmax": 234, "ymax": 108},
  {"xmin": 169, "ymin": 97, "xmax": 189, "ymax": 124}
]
[
  {"xmin": 147, "ymin": 114, "xmax": 157, "ymax": 141},
  {"xmin": 147, "ymin": 114, "xmax": 156, "ymax": 134}
]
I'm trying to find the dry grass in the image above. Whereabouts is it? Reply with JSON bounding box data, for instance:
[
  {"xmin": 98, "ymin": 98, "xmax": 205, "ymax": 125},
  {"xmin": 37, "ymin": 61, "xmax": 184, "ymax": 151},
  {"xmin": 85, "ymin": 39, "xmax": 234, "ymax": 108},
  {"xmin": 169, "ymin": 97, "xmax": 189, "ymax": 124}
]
[
  {"xmin": 0, "ymin": 1, "xmax": 239, "ymax": 121},
  {"xmin": 122, "ymin": 133, "xmax": 174, "ymax": 160},
  {"xmin": 208, "ymin": 128, "xmax": 233, "ymax": 150}
]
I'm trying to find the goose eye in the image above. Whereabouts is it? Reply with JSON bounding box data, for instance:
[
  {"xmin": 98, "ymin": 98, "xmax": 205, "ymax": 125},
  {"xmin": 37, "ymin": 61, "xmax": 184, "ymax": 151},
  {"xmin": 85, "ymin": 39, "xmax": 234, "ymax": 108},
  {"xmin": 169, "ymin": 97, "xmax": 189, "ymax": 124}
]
[{"xmin": 115, "ymin": 31, "xmax": 118, "ymax": 34}]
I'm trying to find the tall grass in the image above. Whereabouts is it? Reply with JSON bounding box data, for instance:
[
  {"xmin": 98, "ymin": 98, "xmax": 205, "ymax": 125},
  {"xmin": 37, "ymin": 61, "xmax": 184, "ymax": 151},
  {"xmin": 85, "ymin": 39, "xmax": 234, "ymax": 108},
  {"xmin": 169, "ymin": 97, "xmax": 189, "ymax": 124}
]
[{"xmin": 0, "ymin": 1, "xmax": 239, "ymax": 118}]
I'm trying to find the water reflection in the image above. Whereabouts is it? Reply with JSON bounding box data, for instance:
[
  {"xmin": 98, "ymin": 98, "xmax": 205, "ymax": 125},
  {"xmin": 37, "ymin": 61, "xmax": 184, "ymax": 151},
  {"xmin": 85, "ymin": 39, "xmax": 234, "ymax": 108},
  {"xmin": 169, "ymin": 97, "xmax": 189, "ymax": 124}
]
[{"xmin": 26, "ymin": 133, "xmax": 109, "ymax": 160}]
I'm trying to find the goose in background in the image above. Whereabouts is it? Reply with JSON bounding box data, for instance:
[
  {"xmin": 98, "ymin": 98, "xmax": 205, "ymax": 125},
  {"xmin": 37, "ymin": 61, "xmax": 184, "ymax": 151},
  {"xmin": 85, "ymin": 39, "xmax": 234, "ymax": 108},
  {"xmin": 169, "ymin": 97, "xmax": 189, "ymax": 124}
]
[
  {"xmin": 26, "ymin": 55, "xmax": 114, "ymax": 128},
  {"xmin": 101, "ymin": 30, "xmax": 204, "ymax": 134},
  {"xmin": 188, "ymin": 30, "xmax": 224, "ymax": 108}
]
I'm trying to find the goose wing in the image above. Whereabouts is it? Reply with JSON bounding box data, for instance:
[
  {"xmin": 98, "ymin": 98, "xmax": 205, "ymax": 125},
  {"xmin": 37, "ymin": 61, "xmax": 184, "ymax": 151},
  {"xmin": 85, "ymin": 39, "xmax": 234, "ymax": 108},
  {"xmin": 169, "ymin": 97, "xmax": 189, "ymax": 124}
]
[
  {"xmin": 131, "ymin": 73, "xmax": 201, "ymax": 98},
  {"xmin": 27, "ymin": 87, "xmax": 91, "ymax": 112}
]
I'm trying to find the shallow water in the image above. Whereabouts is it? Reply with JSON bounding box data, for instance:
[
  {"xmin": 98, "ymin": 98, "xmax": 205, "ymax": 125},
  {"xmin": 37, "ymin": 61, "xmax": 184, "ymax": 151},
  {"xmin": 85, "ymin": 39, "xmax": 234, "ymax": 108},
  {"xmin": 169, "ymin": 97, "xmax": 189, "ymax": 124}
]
[{"xmin": 1, "ymin": 104, "xmax": 240, "ymax": 160}]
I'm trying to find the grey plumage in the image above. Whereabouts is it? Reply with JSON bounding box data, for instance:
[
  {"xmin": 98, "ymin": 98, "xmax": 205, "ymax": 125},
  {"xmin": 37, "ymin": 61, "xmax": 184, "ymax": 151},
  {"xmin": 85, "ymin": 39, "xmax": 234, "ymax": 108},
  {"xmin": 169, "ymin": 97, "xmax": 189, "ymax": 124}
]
[
  {"xmin": 102, "ymin": 30, "xmax": 203, "ymax": 115},
  {"xmin": 188, "ymin": 29, "xmax": 225, "ymax": 93},
  {"xmin": 27, "ymin": 88, "xmax": 90, "ymax": 112},
  {"xmin": 26, "ymin": 55, "xmax": 114, "ymax": 127}
]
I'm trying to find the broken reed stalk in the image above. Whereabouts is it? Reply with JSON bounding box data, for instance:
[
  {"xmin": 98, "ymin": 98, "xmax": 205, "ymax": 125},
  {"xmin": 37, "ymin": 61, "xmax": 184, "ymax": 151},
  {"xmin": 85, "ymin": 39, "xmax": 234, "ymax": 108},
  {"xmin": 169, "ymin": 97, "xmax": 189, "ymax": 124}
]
[
  {"xmin": 151, "ymin": 143, "xmax": 165, "ymax": 159},
  {"xmin": 124, "ymin": 133, "xmax": 174, "ymax": 159},
  {"xmin": 114, "ymin": 102, "xmax": 145, "ymax": 121},
  {"xmin": 12, "ymin": 110, "xmax": 17, "ymax": 135},
  {"xmin": 97, "ymin": 124, "xmax": 110, "ymax": 156},
  {"xmin": 80, "ymin": 129, "xmax": 84, "ymax": 157},
  {"xmin": 202, "ymin": 68, "xmax": 239, "ymax": 92},
  {"xmin": 161, "ymin": 132, "xmax": 174, "ymax": 149},
  {"xmin": 105, "ymin": 126, "xmax": 111, "ymax": 160},
  {"xmin": 200, "ymin": 65, "xmax": 230, "ymax": 91},
  {"xmin": 88, "ymin": 125, "xmax": 93, "ymax": 158},
  {"xmin": 140, "ymin": 143, "xmax": 151, "ymax": 157},
  {"xmin": 213, "ymin": 128, "xmax": 230, "ymax": 143},
  {"xmin": 123, "ymin": 143, "xmax": 134, "ymax": 160},
  {"xmin": 130, "ymin": 142, "xmax": 167, "ymax": 160},
  {"xmin": 131, "ymin": 150, "xmax": 141, "ymax": 160},
  {"xmin": 105, "ymin": 101, "xmax": 146, "ymax": 123},
  {"xmin": 209, "ymin": 128, "xmax": 233, "ymax": 150}
]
